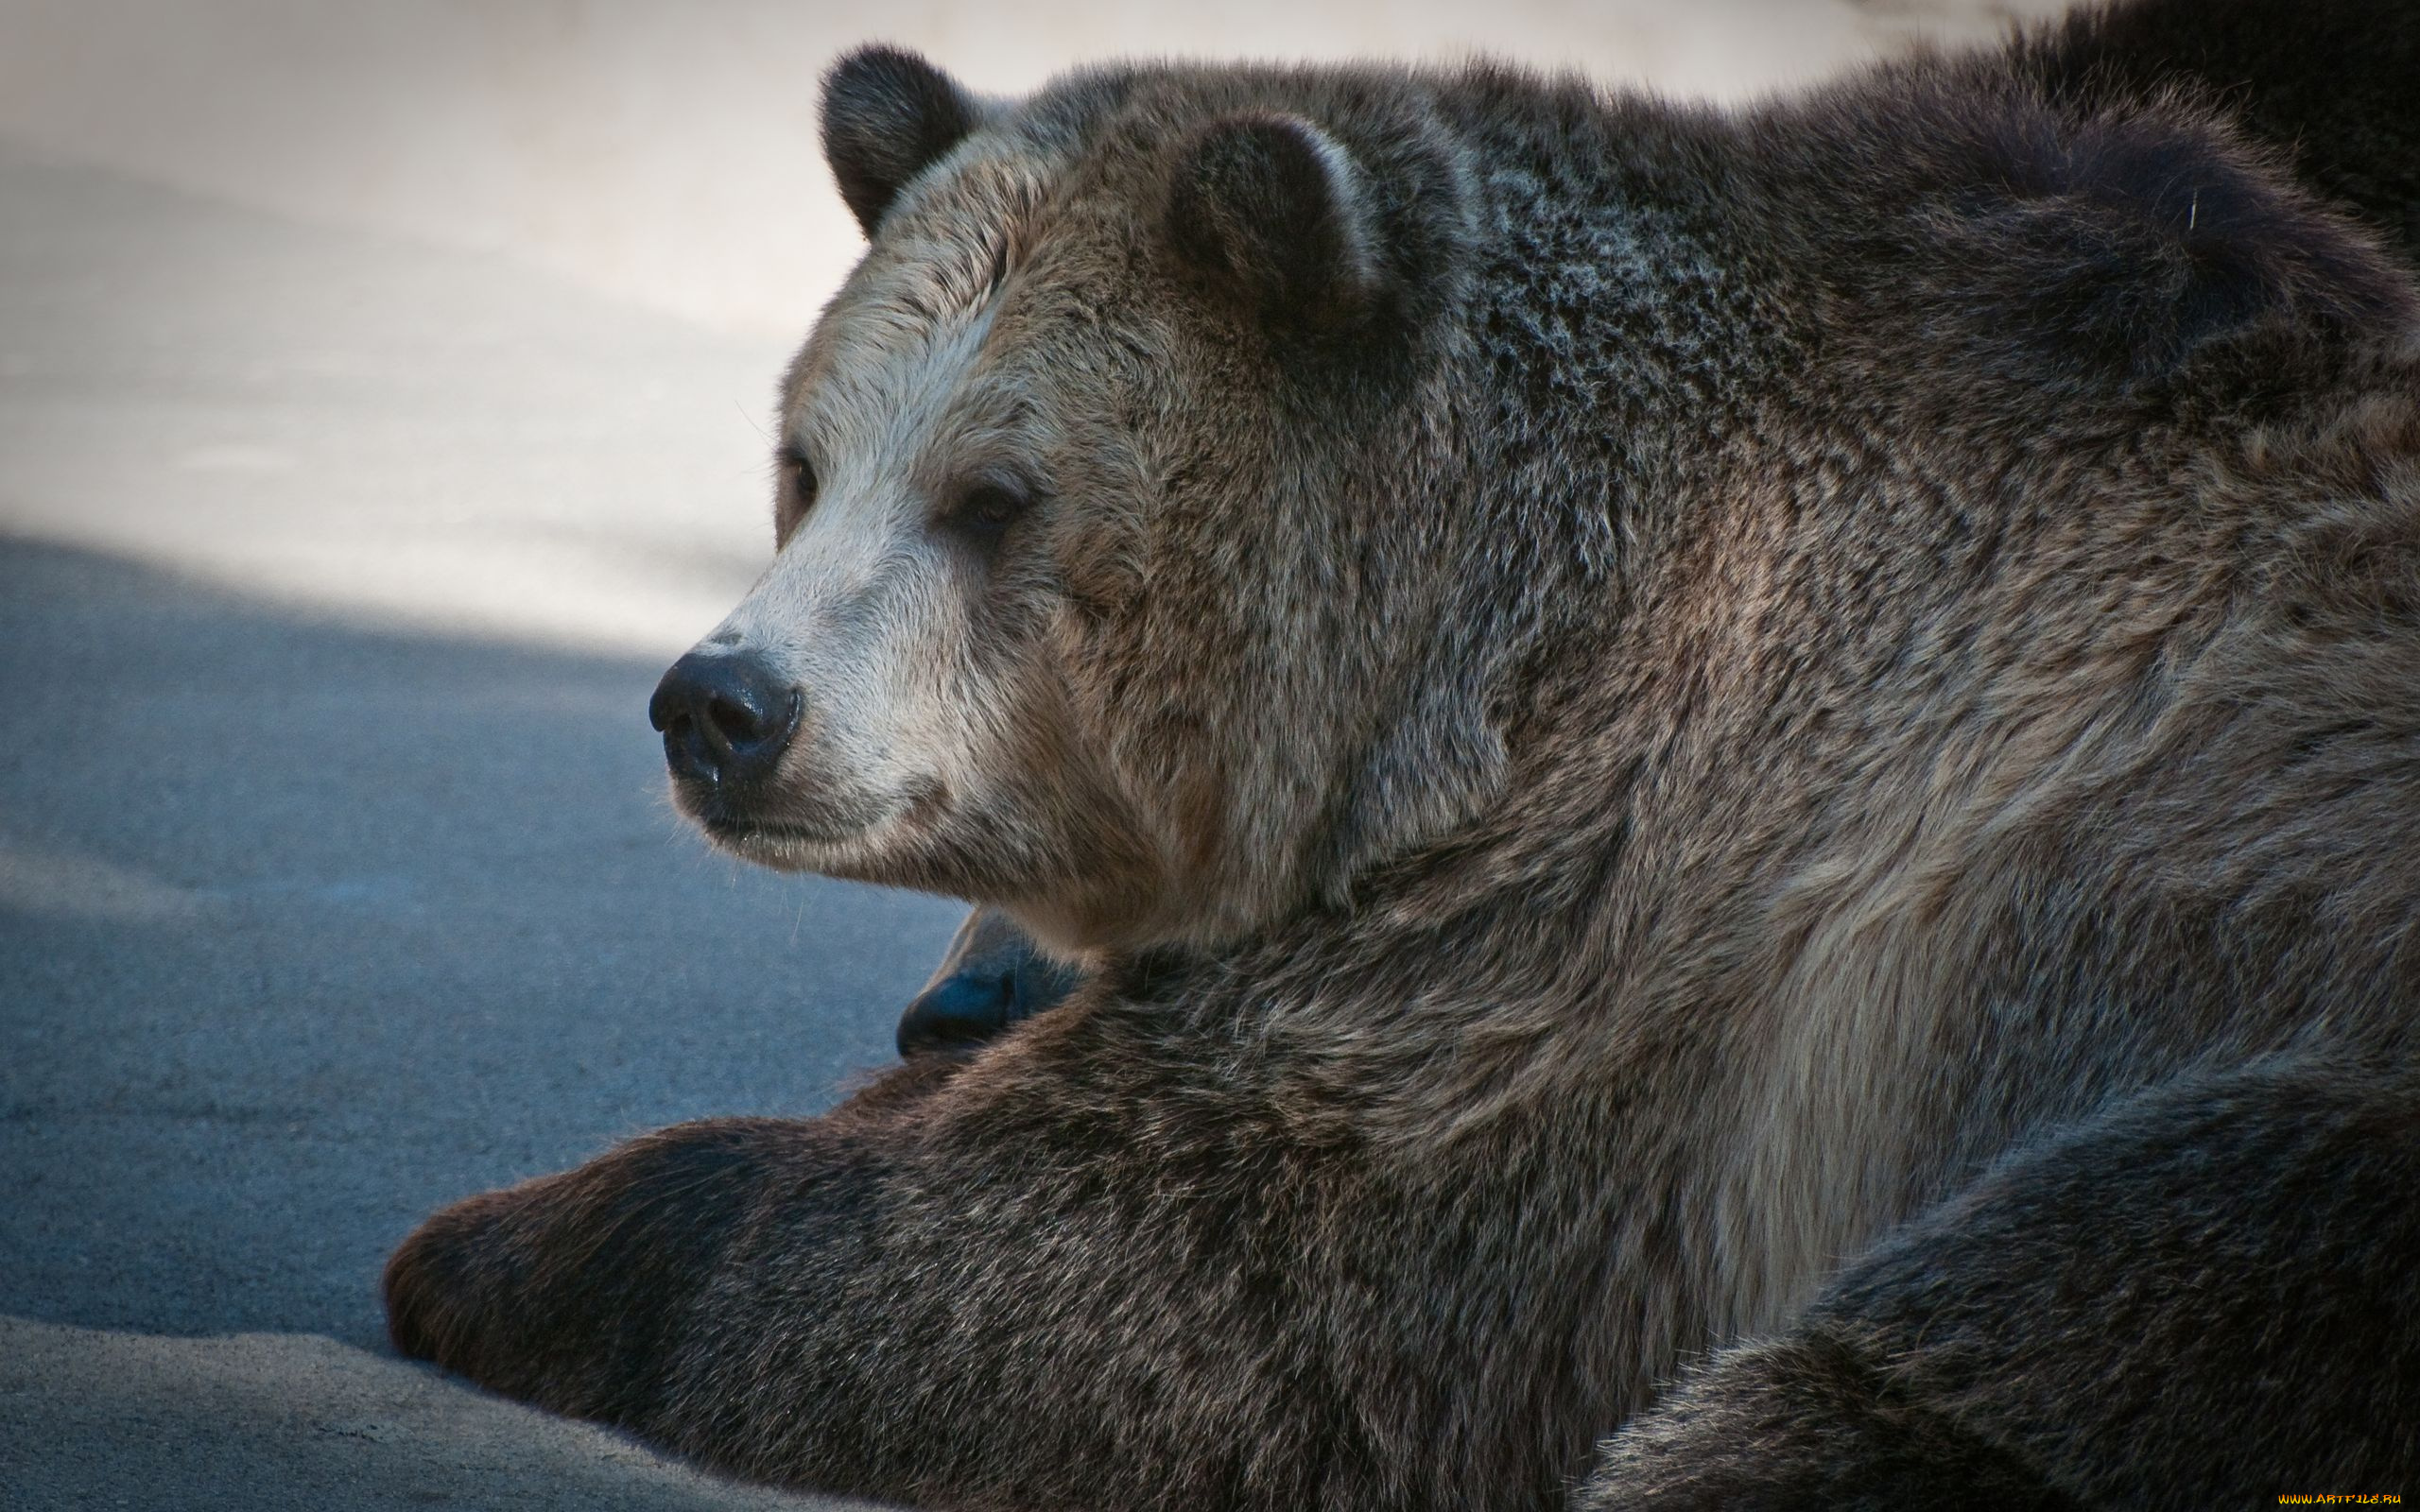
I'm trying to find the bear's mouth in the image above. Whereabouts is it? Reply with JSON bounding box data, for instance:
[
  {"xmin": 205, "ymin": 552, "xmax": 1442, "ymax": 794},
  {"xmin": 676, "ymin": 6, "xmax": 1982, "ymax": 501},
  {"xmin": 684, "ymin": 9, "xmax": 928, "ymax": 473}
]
[
  {"xmin": 696, "ymin": 816, "xmax": 875, "ymax": 876},
  {"xmin": 690, "ymin": 788, "xmax": 936, "ymax": 870},
  {"xmin": 700, "ymin": 814, "xmax": 871, "ymax": 851}
]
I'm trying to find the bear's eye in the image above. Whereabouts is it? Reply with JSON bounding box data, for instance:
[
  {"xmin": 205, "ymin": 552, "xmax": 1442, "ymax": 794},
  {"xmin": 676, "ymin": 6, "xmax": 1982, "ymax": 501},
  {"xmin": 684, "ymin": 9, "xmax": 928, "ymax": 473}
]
[
  {"xmin": 774, "ymin": 448, "xmax": 819, "ymax": 541},
  {"xmin": 944, "ymin": 478, "xmax": 1038, "ymax": 549},
  {"xmin": 785, "ymin": 451, "xmax": 819, "ymax": 508}
]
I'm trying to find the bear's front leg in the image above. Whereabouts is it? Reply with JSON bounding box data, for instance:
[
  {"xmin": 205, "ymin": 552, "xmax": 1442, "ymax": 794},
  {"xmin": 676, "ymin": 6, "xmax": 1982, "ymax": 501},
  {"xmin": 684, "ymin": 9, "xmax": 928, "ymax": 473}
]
[
  {"xmin": 385, "ymin": 1117, "xmax": 792, "ymax": 1427},
  {"xmin": 384, "ymin": 1057, "xmax": 951, "ymax": 1436},
  {"xmin": 384, "ymin": 993, "xmax": 1633, "ymax": 1511}
]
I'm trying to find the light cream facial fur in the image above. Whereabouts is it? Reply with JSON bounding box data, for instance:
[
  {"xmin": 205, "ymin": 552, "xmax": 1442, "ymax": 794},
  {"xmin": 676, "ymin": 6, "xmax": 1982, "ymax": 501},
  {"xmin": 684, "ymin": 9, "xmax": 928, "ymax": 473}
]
[{"xmin": 704, "ymin": 295, "xmax": 1009, "ymax": 863}]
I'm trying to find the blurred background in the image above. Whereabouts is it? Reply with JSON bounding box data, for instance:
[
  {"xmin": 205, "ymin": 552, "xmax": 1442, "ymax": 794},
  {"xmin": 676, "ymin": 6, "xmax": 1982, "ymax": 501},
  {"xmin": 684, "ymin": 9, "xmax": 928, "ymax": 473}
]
[
  {"xmin": 1, "ymin": 0, "xmax": 2064, "ymax": 336},
  {"xmin": 0, "ymin": 0, "xmax": 2059, "ymax": 651},
  {"xmin": 0, "ymin": 3, "xmax": 2056, "ymax": 1509}
]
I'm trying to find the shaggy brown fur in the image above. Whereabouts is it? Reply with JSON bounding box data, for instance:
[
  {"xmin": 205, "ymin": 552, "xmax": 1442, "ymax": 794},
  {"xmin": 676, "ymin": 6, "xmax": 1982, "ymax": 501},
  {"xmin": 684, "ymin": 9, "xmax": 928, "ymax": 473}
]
[
  {"xmin": 1583, "ymin": 1062, "xmax": 2420, "ymax": 1507},
  {"xmin": 388, "ymin": 2, "xmax": 2420, "ymax": 1505}
]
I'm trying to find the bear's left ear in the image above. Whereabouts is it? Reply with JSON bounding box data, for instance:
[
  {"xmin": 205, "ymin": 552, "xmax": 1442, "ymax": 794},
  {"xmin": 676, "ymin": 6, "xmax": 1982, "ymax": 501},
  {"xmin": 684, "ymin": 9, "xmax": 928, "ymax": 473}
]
[
  {"xmin": 821, "ymin": 45, "xmax": 984, "ymax": 237},
  {"xmin": 1165, "ymin": 113, "xmax": 1383, "ymax": 329},
  {"xmin": 1944, "ymin": 107, "xmax": 2416, "ymax": 385}
]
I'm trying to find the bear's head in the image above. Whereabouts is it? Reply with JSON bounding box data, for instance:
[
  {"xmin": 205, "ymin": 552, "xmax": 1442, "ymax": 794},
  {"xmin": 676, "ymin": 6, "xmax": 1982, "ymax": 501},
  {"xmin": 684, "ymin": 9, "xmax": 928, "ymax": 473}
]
[{"xmin": 649, "ymin": 48, "xmax": 1495, "ymax": 956}]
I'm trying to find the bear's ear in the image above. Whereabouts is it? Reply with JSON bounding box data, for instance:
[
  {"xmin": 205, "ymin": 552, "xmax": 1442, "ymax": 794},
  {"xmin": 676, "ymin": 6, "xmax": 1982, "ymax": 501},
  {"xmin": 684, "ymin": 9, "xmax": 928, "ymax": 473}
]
[
  {"xmin": 1165, "ymin": 113, "xmax": 1382, "ymax": 329},
  {"xmin": 1944, "ymin": 108, "xmax": 2415, "ymax": 385},
  {"xmin": 821, "ymin": 46, "xmax": 984, "ymax": 237}
]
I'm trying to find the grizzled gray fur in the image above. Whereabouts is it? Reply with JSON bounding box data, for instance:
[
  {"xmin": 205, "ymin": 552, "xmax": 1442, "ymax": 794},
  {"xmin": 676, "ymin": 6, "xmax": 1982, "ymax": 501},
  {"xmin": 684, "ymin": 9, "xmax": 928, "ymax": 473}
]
[{"xmin": 387, "ymin": 1, "xmax": 2420, "ymax": 1505}]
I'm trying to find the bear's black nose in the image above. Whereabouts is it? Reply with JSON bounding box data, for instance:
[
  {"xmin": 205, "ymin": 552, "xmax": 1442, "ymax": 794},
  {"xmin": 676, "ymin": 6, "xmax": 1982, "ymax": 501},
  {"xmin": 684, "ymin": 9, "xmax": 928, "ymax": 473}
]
[{"xmin": 648, "ymin": 650, "xmax": 802, "ymax": 787}]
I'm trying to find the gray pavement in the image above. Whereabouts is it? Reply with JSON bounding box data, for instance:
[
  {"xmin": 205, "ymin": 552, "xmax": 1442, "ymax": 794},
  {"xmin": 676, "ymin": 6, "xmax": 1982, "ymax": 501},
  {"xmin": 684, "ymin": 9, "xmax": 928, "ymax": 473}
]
[{"xmin": 0, "ymin": 143, "xmax": 943, "ymax": 1508}]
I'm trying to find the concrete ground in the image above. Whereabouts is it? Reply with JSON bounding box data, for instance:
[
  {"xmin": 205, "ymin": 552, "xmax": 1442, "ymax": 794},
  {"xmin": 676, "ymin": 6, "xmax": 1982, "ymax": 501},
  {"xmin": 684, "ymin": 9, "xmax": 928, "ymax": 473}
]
[{"xmin": 0, "ymin": 142, "xmax": 932, "ymax": 1509}]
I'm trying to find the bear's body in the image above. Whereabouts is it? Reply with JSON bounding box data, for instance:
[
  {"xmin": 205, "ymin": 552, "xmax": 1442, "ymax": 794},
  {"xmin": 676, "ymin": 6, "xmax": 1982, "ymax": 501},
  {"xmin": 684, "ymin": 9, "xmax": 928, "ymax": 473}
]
[{"xmin": 389, "ymin": 2, "xmax": 2420, "ymax": 1505}]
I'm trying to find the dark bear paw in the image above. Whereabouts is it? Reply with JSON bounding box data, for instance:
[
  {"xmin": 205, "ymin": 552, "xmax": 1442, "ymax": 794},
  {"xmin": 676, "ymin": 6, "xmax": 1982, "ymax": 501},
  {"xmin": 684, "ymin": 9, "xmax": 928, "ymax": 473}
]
[{"xmin": 384, "ymin": 1121, "xmax": 769, "ymax": 1424}]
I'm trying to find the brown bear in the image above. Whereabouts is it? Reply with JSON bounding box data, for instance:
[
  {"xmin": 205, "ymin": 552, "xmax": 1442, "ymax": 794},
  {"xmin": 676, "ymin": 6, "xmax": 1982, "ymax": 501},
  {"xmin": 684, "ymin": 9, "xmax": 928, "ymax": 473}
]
[{"xmin": 386, "ymin": 0, "xmax": 2420, "ymax": 1505}]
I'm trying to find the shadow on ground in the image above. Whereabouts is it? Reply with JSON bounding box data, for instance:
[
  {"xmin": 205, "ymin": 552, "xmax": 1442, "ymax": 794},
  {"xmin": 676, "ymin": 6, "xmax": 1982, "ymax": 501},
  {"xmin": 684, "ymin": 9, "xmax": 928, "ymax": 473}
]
[{"xmin": 0, "ymin": 537, "xmax": 949, "ymax": 1508}]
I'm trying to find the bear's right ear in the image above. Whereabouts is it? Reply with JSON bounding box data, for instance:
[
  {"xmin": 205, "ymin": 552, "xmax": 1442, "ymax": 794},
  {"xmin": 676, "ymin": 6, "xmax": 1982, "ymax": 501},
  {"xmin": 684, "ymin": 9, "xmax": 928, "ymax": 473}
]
[
  {"xmin": 1165, "ymin": 113, "xmax": 1383, "ymax": 330},
  {"xmin": 821, "ymin": 46, "xmax": 983, "ymax": 237}
]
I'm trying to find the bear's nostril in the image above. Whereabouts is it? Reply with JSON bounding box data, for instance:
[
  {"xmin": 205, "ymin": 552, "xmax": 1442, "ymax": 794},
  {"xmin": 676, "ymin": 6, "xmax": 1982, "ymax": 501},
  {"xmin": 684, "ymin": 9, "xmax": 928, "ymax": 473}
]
[{"xmin": 709, "ymin": 696, "xmax": 765, "ymax": 748}]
